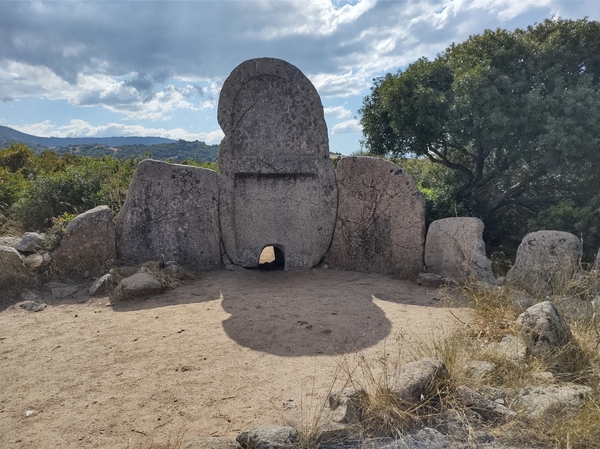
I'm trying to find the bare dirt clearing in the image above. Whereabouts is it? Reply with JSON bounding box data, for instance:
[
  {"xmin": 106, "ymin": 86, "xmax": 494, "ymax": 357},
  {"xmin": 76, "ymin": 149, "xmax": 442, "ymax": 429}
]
[{"xmin": 0, "ymin": 269, "xmax": 470, "ymax": 448}]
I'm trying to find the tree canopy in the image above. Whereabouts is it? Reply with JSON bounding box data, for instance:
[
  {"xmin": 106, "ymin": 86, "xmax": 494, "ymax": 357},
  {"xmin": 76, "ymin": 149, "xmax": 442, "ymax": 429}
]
[{"xmin": 360, "ymin": 18, "xmax": 600, "ymax": 252}]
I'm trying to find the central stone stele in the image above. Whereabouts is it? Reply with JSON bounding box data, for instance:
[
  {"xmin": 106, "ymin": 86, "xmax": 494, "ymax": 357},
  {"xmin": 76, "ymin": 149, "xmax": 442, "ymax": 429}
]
[{"xmin": 218, "ymin": 58, "xmax": 338, "ymax": 269}]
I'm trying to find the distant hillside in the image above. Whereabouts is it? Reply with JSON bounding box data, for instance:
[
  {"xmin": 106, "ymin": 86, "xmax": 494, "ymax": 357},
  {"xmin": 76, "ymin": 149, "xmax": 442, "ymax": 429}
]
[
  {"xmin": 53, "ymin": 141, "xmax": 219, "ymax": 162},
  {"xmin": 0, "ymin": 125, "xmax": 175, "ymax": 148},
  {"xmin": 0, "ymin": 125, "xmax": 219, "ymax": 162}
]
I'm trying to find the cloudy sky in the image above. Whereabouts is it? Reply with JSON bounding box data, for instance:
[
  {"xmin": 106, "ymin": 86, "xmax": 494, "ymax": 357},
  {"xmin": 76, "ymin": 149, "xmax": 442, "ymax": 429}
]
[{"xmin": 1, "ymin": 0, "xmax": 599, "ymax": 155}]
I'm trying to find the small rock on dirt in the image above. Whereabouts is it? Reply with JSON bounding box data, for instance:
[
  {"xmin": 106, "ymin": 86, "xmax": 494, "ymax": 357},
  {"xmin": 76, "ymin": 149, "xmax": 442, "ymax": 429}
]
[
  {"xmin": 18, "ymin": 300, "xmax": 46, "ymax": 312},
  {"xmin": 112, "ymin": 272, "xmax": 164, "ymax": 302},
  {"xmin": 236, "ymin": 425, "xmax": 298, "ymax": 449},
  {"xmin": 417, "ymin": 272, "xmax": 446, "ymax": 288},
  {"xmin": 89, "ymin": 273, "xmax": 118, "ymax": 296}
]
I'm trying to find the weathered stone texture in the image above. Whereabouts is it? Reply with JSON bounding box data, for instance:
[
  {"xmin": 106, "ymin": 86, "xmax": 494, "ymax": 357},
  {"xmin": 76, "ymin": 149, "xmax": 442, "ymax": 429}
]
[
  {"xmin": 218, "ymin": 58, "xmax": 337, "ymax": 270},
  {"xmin": 424, "ymin": 217, "xmax": 496, "ymax": 284},
  {"xmin": 506, "ymin": 231, "xmax": 581, "ymax": 295},
  {"xmin": 391, "ymin": 358, "xmax": 449, "ymax": 403},
  {"xmin": 516, "ymin": 383, "xmax": 592, "ymax": 419},
  {"xmin": 236, "ymin": 425, "xmax": 298, "ymax": 449},
  {"xmin": 15, "ymin": 232, "xmax": 44, "ymax": 252},
  {"xmin": 112, "ymin": 272, "xmax": 164, "ymax": 302},
  {"xmin": 516, "ymin": 300, "xmax": 572, "ymax": 357},
  {"xmin": 328, "ymin": 157, "xmax": 425, "ymax": 279},
  {"xmin": 52, "ymin": 205, "xmax": 116, "ymax": 274},
  {"xmin": 116, "ymin": 160, "xmax": 221, "ymax": 270},
  {"xmin": 0, "ymin": 245, "xmax": 28, "ymax": 293}
]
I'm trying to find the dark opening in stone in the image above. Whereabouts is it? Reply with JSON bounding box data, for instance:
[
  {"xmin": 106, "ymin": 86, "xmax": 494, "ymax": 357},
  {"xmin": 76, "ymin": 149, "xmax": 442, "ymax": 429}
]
[{"xmin": 258, "ymin": 245, "xmax": 285, "ymax": 271}]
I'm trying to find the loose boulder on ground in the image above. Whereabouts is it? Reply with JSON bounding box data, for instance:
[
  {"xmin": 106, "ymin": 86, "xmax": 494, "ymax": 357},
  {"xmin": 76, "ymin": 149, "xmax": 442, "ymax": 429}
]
[
  {"xmin": 328, "ymin": 387, "xmax": 366, "ymax": 424},
  {"xmin": 112, "ymin": 272, "xmax": 164, "ymax": 302},
  {"xmin": 515, "ymin": 384, "xmax": 592, "ymax": 419},
  {"xmin": 116, "ymin": 160, "xmax": 221, "ymax": 271},
  {"xmin": 328, "ymin": 157, "xmax": 425, "ymax": 279},
  {"xmin": 89, "ymin": 273, "xmax": 118, "ymax": 296},
  {"xmin": 18, "ymin": 300, "xmax": 46, "ymax": 312},
  {"xmin": 506, "ymin": 231, "xmax": 581, "ymax": 295},
  {"xmin": 52, "ymin": 205, "xmax": 117, "ymax": 274},
  {"xmin": 236, "ymin": 425, "xmax": 298, "ymax": 449},
  {"xmin": 390, "ymin": 358, "xmax": 449, "ymax": 403},
  {"xmin": 424, "ymin": 217, "xmax": 496, "ymax": 284},
  {"xmin": 0, "ymin": 245, "xmax": 29, "ymax": 294},
  {"xmin": 516, "ymin": 301, "xmax": 572, "ymax": 357},
  {"xmin": 15, "ymin": 232, "xmax": 44, "ymax": 252}
]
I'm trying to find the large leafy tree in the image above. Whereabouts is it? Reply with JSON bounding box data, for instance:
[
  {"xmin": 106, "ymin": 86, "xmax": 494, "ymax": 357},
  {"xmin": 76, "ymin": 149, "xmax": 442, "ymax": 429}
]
[{"xmin": 360, "ymin": 18, "xmax": 600, "ymax": 249}]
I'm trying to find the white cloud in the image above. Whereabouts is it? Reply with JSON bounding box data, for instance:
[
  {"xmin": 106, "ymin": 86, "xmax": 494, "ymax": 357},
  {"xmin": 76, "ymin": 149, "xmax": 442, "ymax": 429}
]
[
  {"xmin": 12, "ymin": 120, "xmax": 224, "ymax": 144},
  {"xmin": 253, "ymin": 0, "xmax": 378, "ymax": 38},
  {"xmin": 331, "ymin": 119, "xmax": 361, "ymax": 134},
  {"xmin": 324, "ymin": 105, "xmax": 352, "ymax": 118},
  {"xmin": 468, "ymin": 0, "xmax": 552, "ymax": 21},
  {"xmin": 310, "ymin": 71, "xmax": 367, "ymax": 98}
]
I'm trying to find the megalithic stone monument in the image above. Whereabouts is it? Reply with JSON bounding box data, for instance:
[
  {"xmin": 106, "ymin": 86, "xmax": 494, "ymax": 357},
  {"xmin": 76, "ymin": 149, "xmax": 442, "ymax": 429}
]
[{"xmin": 218, "ymin": 58, "xmax": 338, "ymax": 270}]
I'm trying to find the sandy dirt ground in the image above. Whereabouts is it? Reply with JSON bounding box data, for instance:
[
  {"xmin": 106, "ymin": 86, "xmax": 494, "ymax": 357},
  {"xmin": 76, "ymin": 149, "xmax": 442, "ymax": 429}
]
[{"xmin": 0, "ymin": 268, "xmax": 471, "ymax": 449}]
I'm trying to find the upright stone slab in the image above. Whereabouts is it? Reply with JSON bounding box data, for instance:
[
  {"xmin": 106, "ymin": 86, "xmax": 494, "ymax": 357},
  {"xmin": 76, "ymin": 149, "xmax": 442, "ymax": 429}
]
[
  {"xmin": 328, "ymin": 157, "xmax": 425, "ymax": 279},
  {"xmin": 506, "ymin": 231, "xmax": 581, "ymax": 295},
  {"xmin": 115, "ymin": 160, "xmax": 221, "ymax": 270},
  {"xmin": 218, "ymin": 58, "xmax": 337, "ymax": 269},
  {"xmin": 424, "ymin": 217, "xmax": 496, "ymax": 284}
]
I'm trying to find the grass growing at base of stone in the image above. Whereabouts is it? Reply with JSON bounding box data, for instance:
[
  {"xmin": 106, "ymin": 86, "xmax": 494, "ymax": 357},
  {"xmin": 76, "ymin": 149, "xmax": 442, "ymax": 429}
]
[
  {"xmin": 290, "ymin": 271, "xmax": 600, "ymax": 449},
  {"xmin": 458, "ymin": 277, "xmax": 600, "ymax": 449}
]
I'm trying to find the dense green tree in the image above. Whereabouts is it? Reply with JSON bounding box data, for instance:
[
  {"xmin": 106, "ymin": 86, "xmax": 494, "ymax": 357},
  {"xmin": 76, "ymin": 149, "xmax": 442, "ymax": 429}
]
[{"xmin": 360, "ymin": 18, "xmax": 600, "ymax": 252}]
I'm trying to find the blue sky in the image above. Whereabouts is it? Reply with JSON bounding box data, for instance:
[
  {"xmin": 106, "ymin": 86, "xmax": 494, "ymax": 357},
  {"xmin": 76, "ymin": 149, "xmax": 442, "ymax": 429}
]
[{"xmin": 1, "ymin": 0, "xmax": 599, "ymax": 155}]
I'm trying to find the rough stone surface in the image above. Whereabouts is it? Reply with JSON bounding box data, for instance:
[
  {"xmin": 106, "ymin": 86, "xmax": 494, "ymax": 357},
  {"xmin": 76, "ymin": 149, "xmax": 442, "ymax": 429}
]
[
  {"xmin": 416, "ymin": 272, "xmax": 446, "ymax": 288},
  {"xmin": 184, "ymin": 437, "xmax": 239, "ymax": 449},
  {"xmin": 18, "ymin": 300, "xmax": 46, "ymax": 312},
  {"xmin": 490, "ymin": 335, "xmax": 527, "ymax": 363},
  {"xmin": 23, "ymin": 253, "xmax": 44, "ymax": 269},
  {"xmin": 52, "ymin": 205, "xmax": 116, "ymax": 274},
  {"xmin": 15, "ymin": 232, "xmax": 45, "ymax": 252},
  {"xmin": 328, "ymin": 157, "xmax": 425, "ymax": 279},
  {"xmin": 455, "ymin": 385, "xmax": 516, "ymax": 422},
  {"xmin": 379, "ymin": 428, "xmax": 452, "ymax": 449},
  {"xmin": 116, "ymin": 160, "xmax": 221, "ymax": 271},
  {"xmin": 165, "ymin": 262, "xmax": 185, "ymax": 280},
  {"xmin": 236, "ymin": 425, "xmax": 298, "ymax": 449},
  {"xmin": 553, "ymin": 296, "xmax": 596, "ymax": 324},
  {"xmin": 89, "ymin": 273, "xmax": 117, "ymax": 296},
  {"xmin": 391, "ymin": 358, "xmax": 449, "ymax": 403},
  {"xmin": 218, "ymin": 58, "xmax": 337, "ymax": 270},
  {"xmin": 112, "ymin": 272, "xmax": 164, "ymax": 302},
  {"xmin": 328, "ymin": 387, "xmax": 365, "ymax": 424},
  {"xmin": 424, "ymin": 218, "xmax": 496, "ymax": 284},
  {"xmin": 515, "ymin": 384, "xmax": 592, "ymax": 419},
  {"xmin": 0, "ymin": 245, "xmax": 28, "ymax": 290},
  {"xmin": 506, "ymin": 231, "xmax": 582, "ymax": 295},
  {"xmin": 463, "ymin": 361, "xmax": 496, "ymax": 380},
  {"xmin": 0, "ymin": 237, "xmax": 20, "ymax": 248},
  {"xmin": 516, "ymin": 301, "xmax": 572, "ymax": 356}
]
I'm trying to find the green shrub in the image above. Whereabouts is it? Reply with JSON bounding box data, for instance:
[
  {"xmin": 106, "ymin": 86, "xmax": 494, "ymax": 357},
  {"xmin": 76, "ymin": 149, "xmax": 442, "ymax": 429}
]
[{"xmin": 43, "ymin": 212, "xmax": 76, "ymax": 252}]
